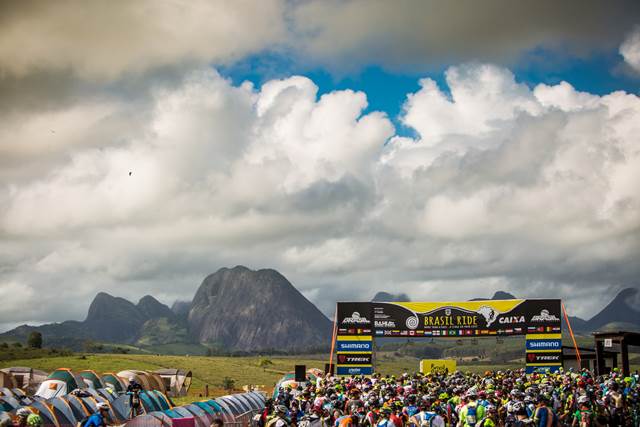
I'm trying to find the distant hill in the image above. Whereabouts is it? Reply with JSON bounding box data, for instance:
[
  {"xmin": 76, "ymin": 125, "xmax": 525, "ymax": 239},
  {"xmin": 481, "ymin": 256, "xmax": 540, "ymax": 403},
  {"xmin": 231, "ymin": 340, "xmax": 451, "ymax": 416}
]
[
  {"xmin": 372, "ymin": 292, "xmax": 411, "ymax": 302},
  {"xmin": 585, "ymin": 287, "xmax": 640, "ymax": 332},
  {"xmin": 188, "ymin": 266, "xmax": 332, "ymax": 351},
  {"xmin": 470, "ymin": 291, "xmax": 517, "ymax": 301},
  {"xmin": 171, "ymin": 301, "xmax": 191, "ymax": 320},
  {"xmin": 0, "ymin": 293, "xmax": 187, "ymax": 349}
]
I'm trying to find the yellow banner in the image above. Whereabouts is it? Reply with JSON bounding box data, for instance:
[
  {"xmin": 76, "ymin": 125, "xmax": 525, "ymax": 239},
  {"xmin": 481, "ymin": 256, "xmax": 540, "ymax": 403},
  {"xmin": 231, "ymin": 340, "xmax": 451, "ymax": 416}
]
[
  {"xmin": 420, "ymin": 359, "xmax": 457, "ymax": 374},
  {"xmin": 394, "ymin": 300, "xmax": 523, "ymax": 314},
  {"xmin": 336, "ymin": 335, "xmax": 372, "ymax": 341},
  {"xmin": 526, "ymin": 333, "xmax": 562, "ymax": 340}
]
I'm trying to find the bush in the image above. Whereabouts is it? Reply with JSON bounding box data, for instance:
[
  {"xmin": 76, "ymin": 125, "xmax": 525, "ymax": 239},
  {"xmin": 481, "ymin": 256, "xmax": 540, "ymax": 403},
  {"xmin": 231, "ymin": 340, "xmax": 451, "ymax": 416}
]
[
  {"xmin": 27, "ymin": 331, "xmax": 43, "ymax": 349},
  {"xmin": 220, "ymin": 377, "xmax": 235, "ymax": 392}
]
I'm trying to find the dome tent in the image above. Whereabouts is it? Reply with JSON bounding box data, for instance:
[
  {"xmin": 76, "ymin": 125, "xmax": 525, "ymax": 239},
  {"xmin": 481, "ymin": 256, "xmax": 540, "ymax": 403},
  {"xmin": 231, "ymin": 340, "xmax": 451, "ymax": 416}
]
[
  {"xmin": 35, "ymin": 368, "xmax": 87, "ymax": 399},
  {"xmin": 101, "ymin": 373, "xmax": 127, "ymax": 393},
  {"xmin": 154, "ymin": 369, "xmax": 192, "ymax": 397},
  {"xmin": 79, "ymin": 370, "xmax": 105, "ymax": 389}
]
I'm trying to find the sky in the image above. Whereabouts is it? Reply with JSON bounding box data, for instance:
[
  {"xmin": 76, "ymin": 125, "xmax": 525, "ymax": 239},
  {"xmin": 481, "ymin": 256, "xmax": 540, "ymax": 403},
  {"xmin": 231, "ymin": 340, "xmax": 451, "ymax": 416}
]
[{"xmin": 1, "ymin": 0, "xmax": 639, "ymax": 331}]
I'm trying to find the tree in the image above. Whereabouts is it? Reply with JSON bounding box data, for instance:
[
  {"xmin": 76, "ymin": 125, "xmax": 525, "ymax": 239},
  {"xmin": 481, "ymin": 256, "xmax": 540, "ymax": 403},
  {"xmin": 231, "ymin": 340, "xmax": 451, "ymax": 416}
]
[
  {"xmin": 221, "ymin": 377, "xmax": 235, "ymax": 392},
  {"xmin": 27, "ymin": 331, "xmax": 43, "ymax": 348}
]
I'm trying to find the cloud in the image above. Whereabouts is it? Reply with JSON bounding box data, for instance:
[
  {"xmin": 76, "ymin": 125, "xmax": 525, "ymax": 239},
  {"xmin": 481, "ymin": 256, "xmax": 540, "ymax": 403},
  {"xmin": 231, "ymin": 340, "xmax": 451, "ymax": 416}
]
[
  {"xmin": 1, "ymin": 1, "xmax": 638, "ymax": 82},
  {"xmin": 291, "ymin": 0, "xmax": 640, "ymax": 72},
  {"xmin": 0, "ymin": 0, "xmax": 286, "ymax": 80},
  {"xmin": 0, "ymin": 63, "xmax": 638, "ymax": 328},
  {"xmin": 620, "ymin": 25, "xmax": 640, "ymax": 73}
]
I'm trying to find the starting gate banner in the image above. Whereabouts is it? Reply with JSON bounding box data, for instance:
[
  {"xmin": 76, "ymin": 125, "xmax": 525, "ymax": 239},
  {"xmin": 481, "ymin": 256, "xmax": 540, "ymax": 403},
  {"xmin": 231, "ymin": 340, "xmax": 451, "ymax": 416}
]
[{"xmin": 337, "ymin": 299, "xmax": 561, "ymax": 337}]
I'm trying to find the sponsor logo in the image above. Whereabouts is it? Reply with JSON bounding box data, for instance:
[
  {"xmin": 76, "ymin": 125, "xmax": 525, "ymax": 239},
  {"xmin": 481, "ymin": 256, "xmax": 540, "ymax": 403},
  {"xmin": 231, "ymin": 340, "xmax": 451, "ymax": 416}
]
[
  {"xmin": 526, "ymin": 339, "xmax": 561, "ymax": 350},
  {"xmin": 375, "ymin": 330, "xmax": 384, "ymax": 335},
  {"xmin": 531, "ymin": 309, "xmax": 560, "ymax": 322},
  {"xmin": 338, "ymin": 354, "xmax": 373, "ymax": 364},
  {"xmin": 337, "ymin": 342, "xmax": 372, "ymax": 351},
  {"xmin": 342, "ymin": 312, "xmax": 370, "ymax": 325},
  {"xmin": 499, "ymin": 316, "xmax": 525, "ymax": 324},
  {"xmin": 476, "ymin": 305, "xmax": 500, "ymax": 327},
  {"xmin": 336, "ymin": 366, "xmax": 373, "ymax": 376},
  {"xmin": 406, "ymin": 316, "xmax": 419, "ymax": 330},
  {"xmin": 375, "ymin": 320, "xmax": 396, "ymax": 328},
  {"xmin": 527, "ymin": 353, "xmax": 561, "ymax": 364}
]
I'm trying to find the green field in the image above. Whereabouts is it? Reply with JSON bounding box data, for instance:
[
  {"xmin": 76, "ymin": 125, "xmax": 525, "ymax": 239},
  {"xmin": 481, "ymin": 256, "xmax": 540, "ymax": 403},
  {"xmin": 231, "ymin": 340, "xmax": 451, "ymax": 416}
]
[{"xmin": 2, "ymin": 335, "xmax": 638, "ymax": 406}]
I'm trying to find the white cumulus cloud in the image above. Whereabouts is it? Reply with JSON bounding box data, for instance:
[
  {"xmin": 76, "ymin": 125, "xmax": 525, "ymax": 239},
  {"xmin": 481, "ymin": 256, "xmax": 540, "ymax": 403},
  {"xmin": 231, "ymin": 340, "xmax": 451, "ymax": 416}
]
[
  {"xmin": 0, "ymin": 63, "xmax": 638, "ymax": 326},
  {"xmin": 620, "ymin": 26, "xmax": 640, "ymax": 72}
]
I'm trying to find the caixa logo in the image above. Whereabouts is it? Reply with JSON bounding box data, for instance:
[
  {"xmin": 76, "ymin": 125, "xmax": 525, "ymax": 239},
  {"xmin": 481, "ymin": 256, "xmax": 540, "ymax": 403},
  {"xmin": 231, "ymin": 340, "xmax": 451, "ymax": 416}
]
[
  {"xmin": 342, "ymin": 312, "xmax": 370, "ymax": 324},
  {"xmin": 531, "ymin": 309, "xmax": 560, "ymax": 322}
]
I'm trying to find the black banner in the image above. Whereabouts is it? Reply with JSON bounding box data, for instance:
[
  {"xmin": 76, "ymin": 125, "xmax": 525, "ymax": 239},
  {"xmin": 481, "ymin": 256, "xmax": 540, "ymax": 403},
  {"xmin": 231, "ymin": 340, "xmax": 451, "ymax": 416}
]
[
  {"xmin": 337, "ymin": 302, "xmax": 373, "ymax": 335},
  {"xmin": 337, "ymin": 299, "xmax": 561, "ymax": 337}
]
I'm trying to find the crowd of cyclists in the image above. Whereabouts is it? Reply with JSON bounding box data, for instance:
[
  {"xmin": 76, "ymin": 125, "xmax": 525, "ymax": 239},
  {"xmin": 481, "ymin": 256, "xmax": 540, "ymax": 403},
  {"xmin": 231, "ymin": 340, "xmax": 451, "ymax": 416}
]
[{"xmin": 261, "ymin": 368, "xmax": 640, "ymax": 427}]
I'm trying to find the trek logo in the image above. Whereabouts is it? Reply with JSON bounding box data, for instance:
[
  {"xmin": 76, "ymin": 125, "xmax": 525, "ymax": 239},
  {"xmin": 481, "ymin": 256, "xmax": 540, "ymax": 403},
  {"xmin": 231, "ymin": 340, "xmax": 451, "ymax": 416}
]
[
  {"xmin": 527, "ymin": 353, "xmax": 561, "ymax": 363},
  {"xmin": 531, "ymin": 309, "xmax": 560, "ymax": 322},
  {"xmin": 338, "ymin": 354, "xmax": 373, "ymax": 365},
  {"xmin": 342, "ymin": 312, "xmax": 370, "ymax": 325}
]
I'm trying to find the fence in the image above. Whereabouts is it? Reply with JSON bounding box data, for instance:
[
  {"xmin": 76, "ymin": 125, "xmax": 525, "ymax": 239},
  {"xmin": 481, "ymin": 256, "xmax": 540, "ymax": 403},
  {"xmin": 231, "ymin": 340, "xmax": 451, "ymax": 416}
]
[{"xmin": 224, "ymin": 410, "xmax": 260, "ymax": 427}]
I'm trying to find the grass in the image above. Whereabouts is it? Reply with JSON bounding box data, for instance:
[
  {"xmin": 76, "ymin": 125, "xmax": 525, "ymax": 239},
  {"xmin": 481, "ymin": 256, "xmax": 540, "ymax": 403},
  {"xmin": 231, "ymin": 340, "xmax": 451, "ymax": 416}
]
[{"xmin": 2, "ymin": 336, "xmax": 638, "ymax": 406}]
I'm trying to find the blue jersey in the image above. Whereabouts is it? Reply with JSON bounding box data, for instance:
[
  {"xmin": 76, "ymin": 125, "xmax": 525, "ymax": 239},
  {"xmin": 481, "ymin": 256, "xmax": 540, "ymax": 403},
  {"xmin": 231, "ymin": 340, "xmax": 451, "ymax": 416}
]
[{"xmin": 84, "ymin": 413, "xmax": 105, "ymax": 427}]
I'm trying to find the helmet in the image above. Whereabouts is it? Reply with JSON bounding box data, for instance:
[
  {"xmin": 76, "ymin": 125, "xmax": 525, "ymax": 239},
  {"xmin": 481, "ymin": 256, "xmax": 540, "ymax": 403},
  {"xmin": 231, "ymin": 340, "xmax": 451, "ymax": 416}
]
[
  {"xmin": 26, "ymin": 414, "xmax": 43, "ymax": 427},
  {"xmin": 276, "ymin": 405, "xmax": 288, "ymax": 414},
  {"xmin": 577, "ymin": 396, "xmax": 589, "ymax": 405},
  {"xmin": 16, "ymin": 408, "xmax": 30, "ymax": 417},
  {"xmin": 511, "ymin": 402, "xmax": 523, "ymax": 412},
  {"xmin": 97, "ymin": 402, "xmax": 109, "ymax": 410}
]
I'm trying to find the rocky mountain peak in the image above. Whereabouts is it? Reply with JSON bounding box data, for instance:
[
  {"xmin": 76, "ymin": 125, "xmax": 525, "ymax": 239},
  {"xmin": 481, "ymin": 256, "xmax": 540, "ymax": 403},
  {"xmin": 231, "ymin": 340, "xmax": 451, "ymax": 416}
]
[
  {"xmin": 137, "ymin": 295, "xmax": 175, "ymax": 320},
  {"xmin": 188, "ymin": 266, "xmax": 331, "ymax": 351}
]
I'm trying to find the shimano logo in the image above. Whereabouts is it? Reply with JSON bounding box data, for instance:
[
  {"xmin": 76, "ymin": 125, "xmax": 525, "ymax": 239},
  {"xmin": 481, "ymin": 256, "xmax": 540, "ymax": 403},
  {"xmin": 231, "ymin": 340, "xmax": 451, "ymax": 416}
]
[
  {"xmin": 528, "ymin": 341, "xmax": 560, "ymax": 349},
  {"xmin": 341, "ymin": 343, "xmax": 370, "ymax": 350},
  {"xmin": 342, "ymin": 312, "xmax": 370, "ymax": 324},
  {"xmin": 531, "ymin": 309, "xmax": 560, "ymax": 322}
]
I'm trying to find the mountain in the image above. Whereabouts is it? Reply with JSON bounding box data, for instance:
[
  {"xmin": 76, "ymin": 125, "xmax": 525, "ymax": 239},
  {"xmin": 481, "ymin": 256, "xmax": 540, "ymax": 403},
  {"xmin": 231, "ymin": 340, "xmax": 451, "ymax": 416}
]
[
  {"xmin": 83, "ymin": 292, "xmax": 149, "ymax": 342},
  {"xmin": 469, "ymin": 290, "xmax": 517, "ymax": 301},
  {"xmin": 138, "ymin": 295, "xmax": 176, "ymax": 321},
  {"xmin": 372, "ymin": 292, "xmax": 411, "ymax": 302},
  {"xmin": 586, "ymin": 287, "xmax": 640, "ymax": 331},
  {"xmin": 188, "ymin": 266, "xmax": 332, "ymax": 351},
  {"xmin": 0, "ymin": 292, "xmax": 185, "ymax": 349},
  {"xmin": 171, "ymin": 301, "xmax": 191, "ymax": 319}
]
